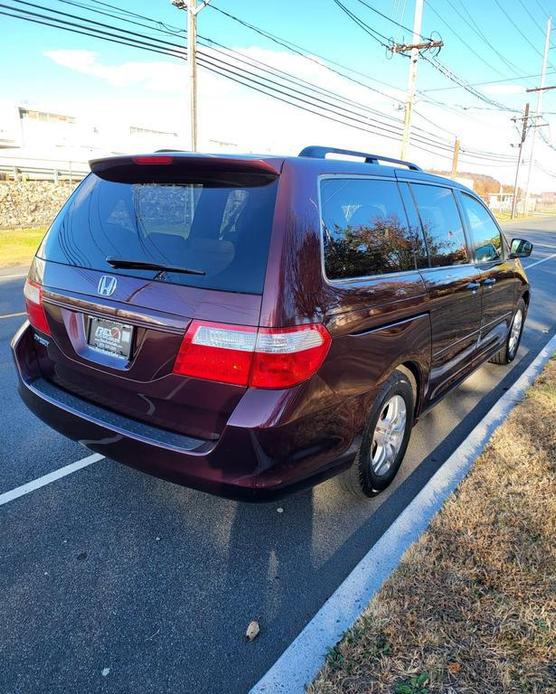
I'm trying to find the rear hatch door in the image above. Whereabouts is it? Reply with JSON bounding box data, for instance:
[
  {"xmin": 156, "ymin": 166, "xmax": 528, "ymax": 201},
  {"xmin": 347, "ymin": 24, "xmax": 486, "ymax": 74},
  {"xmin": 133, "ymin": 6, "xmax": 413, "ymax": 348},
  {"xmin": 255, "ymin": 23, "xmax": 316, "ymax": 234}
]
[{"xmin": 32, "ymin": 154, "xmax": 281, "ymax": 441}]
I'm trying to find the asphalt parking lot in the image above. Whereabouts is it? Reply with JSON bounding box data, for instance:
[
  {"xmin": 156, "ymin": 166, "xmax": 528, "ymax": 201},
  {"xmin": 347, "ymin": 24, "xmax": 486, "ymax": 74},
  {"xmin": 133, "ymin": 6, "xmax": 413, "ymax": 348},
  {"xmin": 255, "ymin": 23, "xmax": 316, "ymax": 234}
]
[{"xmin": 1, "ymin": 217, "xmax": 556, "ymax": 694}]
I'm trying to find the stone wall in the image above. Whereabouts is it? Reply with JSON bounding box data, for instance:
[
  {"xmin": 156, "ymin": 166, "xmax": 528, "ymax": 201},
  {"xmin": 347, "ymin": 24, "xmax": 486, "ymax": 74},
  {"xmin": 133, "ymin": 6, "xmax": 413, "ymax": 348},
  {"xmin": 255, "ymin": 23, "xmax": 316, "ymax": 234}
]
[{"xmin": 0, "ymin": 180, "xmax": 79, "ymax": 229}]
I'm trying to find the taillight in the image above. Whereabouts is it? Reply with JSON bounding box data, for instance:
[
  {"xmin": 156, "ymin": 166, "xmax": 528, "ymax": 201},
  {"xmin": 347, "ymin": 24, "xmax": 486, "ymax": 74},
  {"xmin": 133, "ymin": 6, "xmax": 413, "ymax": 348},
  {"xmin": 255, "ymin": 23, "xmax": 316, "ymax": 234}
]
[
  {"xmin": 250, "ymin": 325, "xmax": 331, "ymax": 388},
  {"xmin": 173, "ymin": 321, "xmax": 331, "ymax": 389},
  {"xmin": 174, "ymin": 322, "xmax": 257, "ymax": 386},
  {"xmin": 24, "ymin": 279, "xmax": 51, "ymax": 335}
]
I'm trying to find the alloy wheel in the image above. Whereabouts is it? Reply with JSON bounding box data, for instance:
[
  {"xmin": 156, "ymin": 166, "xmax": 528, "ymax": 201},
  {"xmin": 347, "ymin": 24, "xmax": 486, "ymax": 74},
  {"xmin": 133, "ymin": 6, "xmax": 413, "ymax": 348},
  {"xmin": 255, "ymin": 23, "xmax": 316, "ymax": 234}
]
[
  {"xmin": 508, "ymin": 309, "xmax": 523, "ymax": 357},
  {"xmin": 370, "ymin": 394, "xmax": 407, "ymax": 476}
]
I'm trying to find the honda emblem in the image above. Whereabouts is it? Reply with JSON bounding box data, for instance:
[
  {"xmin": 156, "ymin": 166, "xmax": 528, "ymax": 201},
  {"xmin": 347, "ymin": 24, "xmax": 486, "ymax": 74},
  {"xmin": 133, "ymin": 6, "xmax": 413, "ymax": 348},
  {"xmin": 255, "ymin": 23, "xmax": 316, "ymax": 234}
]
[{"xmin": 97, "ymin": 275, "xmax": 117, "ymax": 297}]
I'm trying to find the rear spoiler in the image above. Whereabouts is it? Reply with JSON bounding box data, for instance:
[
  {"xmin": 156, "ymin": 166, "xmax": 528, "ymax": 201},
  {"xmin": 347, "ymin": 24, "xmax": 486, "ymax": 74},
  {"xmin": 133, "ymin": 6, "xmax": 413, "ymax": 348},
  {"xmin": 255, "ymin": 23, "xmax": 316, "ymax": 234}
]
[{"xmin": 89, "ymin": 154, "xmax": 282, "ymax": 183}]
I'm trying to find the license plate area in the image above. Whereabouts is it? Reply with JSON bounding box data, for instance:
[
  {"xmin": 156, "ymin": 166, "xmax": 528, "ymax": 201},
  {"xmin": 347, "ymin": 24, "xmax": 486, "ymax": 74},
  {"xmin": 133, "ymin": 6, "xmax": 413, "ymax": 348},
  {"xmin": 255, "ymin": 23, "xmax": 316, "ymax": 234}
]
[{"xmin": 87, "ymin": 316, "xmax": 134, "ymax": 359}]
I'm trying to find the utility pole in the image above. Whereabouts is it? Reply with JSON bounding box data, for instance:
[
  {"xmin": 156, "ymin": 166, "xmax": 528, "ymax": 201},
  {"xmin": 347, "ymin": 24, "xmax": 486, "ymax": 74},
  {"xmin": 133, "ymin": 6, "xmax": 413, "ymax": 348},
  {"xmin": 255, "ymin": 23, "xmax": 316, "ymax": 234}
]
[
  {"xmin": 172, "ymin": 0, "xmax": 211, "ymax": 152},
  {"xmin": 523, "ymin": 15, "xmax": 551, "ymax": 212},
  {"xmin": 451, "ymin": 137, "xmax": 460, "ymax": 178},
  {"xmin": 511, "ymin": 102, "xmax": 530, "ymax": 219},
  {"xmin": 393, "ymin": 0, "xmax": 443, "ymax": 160},
  {"xmin": 400, "ymin": 0, "xmax": 423, "ymax": 161}
]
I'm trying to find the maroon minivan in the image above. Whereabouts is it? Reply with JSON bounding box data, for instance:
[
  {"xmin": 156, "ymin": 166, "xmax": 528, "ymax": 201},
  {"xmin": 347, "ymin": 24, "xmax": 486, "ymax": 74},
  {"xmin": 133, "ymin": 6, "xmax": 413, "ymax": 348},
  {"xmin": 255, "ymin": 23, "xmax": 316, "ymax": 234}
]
[{"xmin": 12, "ymin": 147, "xmax": 532, "ymax": 500}]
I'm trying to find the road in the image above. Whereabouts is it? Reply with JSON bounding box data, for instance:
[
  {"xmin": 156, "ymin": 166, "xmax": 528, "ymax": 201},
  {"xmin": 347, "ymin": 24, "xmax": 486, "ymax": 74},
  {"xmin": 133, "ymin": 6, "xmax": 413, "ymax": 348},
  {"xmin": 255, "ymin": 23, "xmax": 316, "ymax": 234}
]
[{"xmin": 1, "ymin": 218, "xmax": 556, "ymax": 694}]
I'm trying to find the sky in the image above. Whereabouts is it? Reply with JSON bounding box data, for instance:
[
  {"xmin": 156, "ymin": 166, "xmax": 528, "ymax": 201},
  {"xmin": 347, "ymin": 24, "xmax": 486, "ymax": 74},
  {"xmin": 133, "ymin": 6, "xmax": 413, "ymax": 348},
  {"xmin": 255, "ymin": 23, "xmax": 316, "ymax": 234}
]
[{"xmin": 1, "ymin": 0, "xmax": 556, "ymax": 191}]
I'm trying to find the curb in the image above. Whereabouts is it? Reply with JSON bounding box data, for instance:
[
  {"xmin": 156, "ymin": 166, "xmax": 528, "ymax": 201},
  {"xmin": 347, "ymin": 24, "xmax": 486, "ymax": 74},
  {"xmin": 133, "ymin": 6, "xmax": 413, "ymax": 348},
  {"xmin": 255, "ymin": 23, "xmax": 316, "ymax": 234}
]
[
  {"xmin": 0, "ymin": 265, "xmax": 29, "ymax": 281},
  {"xmin": 250, "ymin": 333, "xmax": 556, "ymax": 693}
]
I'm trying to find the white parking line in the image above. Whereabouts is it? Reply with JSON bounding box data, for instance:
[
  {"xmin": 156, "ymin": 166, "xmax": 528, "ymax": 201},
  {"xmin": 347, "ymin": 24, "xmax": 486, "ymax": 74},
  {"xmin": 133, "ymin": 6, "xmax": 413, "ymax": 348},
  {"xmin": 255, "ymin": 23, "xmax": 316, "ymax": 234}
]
[
  {"xmin": 524, "ymin": 251, "xmax": 556, "ymax": 270},
  {"xmin": 251, "ymin": 333, "xmax": 556, "ymax": 693},
  {"xmin": 0, "ymin": 311, "xmax": 26, "ymax": 320},
  {"xmin": 0, "ymin": 453, "xmax": 105, "ymax": 506}
]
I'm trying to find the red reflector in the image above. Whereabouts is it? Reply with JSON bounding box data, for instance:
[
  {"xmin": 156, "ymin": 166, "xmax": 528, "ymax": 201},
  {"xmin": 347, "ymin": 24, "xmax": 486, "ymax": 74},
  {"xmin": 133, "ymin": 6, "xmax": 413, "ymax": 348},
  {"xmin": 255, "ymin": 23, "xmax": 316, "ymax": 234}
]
[
  {"xmin": 24, "ymin": 279, "xmax": 52, "ymax": 336},
  {"xmin": 173, "ymin": 321, "xmax": 331, "ymax": 389},
  {"xmin": 132, "ymin": 156, "xmax": 173, "ymax": 165}
]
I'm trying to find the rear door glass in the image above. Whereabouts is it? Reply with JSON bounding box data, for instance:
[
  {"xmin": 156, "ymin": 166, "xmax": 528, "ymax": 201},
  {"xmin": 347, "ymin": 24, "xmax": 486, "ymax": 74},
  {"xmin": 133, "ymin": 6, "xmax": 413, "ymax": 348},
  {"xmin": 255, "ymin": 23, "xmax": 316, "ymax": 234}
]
[
  {"xmin": 459, "ymin": 193, "xmax": 503, "ymax": 262},
  {"xmin": 38, "ymin": 173, "xmax": 278, "ymax": 294},
  {"xmin": 320, "ymin": 177, "xmax": 422, "ymax": 280},
  {"xmin": 411, "ymin": 184, "xmax": 469, "ymax": 267}
]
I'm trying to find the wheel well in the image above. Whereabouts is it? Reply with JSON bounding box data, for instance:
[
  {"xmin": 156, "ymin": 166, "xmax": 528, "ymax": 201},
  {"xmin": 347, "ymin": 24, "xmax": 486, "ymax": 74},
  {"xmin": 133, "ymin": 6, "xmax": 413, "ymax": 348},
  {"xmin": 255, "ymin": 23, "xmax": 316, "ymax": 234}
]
[{"xmin": 395, "ymin": 362, "xmax": 421, "ymax": 416}]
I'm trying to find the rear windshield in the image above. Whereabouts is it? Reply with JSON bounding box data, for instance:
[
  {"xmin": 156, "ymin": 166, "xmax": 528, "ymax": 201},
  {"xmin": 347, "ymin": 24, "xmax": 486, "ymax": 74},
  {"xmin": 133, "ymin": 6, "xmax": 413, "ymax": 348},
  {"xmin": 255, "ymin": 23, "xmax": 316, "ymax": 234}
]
[{"xmin": 38, "ymin": 172, "xmax": 278, "ymax": 294}]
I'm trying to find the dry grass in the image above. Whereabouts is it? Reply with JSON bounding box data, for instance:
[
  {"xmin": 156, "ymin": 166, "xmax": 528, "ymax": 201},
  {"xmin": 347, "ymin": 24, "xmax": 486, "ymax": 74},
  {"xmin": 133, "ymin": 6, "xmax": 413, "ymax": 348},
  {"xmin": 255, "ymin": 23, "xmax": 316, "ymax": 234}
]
[
  {"xmin": 311, "ymin": 359, "xmax": 556, "ymax": 694},
  {"xmin": 0, "ymin": 227, "xmax": 46, "ymax": 267}
]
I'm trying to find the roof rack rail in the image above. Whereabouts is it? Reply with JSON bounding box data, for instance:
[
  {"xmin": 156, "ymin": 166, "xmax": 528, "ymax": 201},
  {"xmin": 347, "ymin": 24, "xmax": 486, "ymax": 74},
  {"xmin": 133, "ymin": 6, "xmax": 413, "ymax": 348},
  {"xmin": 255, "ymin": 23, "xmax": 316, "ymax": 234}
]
[
  {"xmin": 154, "ymin": 149, "xmax": 188, "ymax": 153},
  {"xmin": 298, "ymin": 146, "xmax": 422, "ymax": 171}
]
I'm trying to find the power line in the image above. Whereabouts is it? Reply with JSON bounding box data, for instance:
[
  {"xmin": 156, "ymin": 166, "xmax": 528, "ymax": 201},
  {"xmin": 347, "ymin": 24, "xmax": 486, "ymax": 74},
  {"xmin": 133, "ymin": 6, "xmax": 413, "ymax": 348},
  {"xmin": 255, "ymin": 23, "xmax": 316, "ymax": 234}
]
[
  {"xmin": 58, "ymin": 0, "xmax": 185, "ymax": 34},
  {"xmin": 516, "ymin": 0, "xmax": 546, "ymax": 36},
  {"xmin": 200, "ymin": 36, "xmax": 413, "ymax": 132},
  {"xmin": 61, "ymin": 0, "xmax": 400, "ymax": 121},
  {"xmin": 539, "ymin": 128, "xmax": 556, "ymax": 151},
  {"xmin": 331, "ymin": 0, "xmax": 393, "ymax": 50},
  {"xmin": 72, "ymin": 0, "xmax": 462, "ymax": 141},
  {"xmin": 420, "ymin": 69, "xmax": 556, "ymax": 93},
  {"xmin": 1, "ymin": 0, "xmax": 516, "ymax": 165},
  {"xmin": 55, "ymin": 0, "xmax": 189, "ymax": 45},
  {"xmin": 425, "ymin": 0, "xmax": 510, "ymax": 78},
  {"xmin": 331, "ymin": 0, "xmax": 517, "ymax": 112},
  {"xmin": 417, "ymin": 90, "xmax": 506, "ymax": 131},
  {"xmin": 534, "ymin": 160, "xmax": 556, "ymax": 178},
  {"xmin": 0, "ymin": 5, "xmax": 184, "ymax": 57},
  {"xmin": 206, "ymin": 2, "xmax": 403, "ymax": 94},
  {"xmin": 206, "ymin": 0, "xmax": 461, "ymax": 140},
  {"xmin": 8, "ymin": 0, "xmax": 185, "ymax": 52},
  {"xmin": 153, "ymin": 0, "xmax": 515, "ymax": 153},
  {"xmin": 205, "ymin": 1, "xmax": 498, "ymax": 142},
  {"xmin": 447, "ymin": 0, "xmax": 522, "ymax": 73},
  {"xmin": 0, "ymin": 3, "xmax": 456, "ymax": 155},
  {"xmin": 421, "ymin": 54, "xmax": 519, "ymax": 112},
  {"xmin": 327, "ymin": 0, "xmax": 518, "ymax": 155},
  {"xmin": 353, "ymin": 0, "xmax": 431, "ymax": 40},
  {"xmin": 43, "ymin": 0, "xmax": 458, "ymax": 148},
  {"xmin": 202, "ymin": 4, "xmax": 516, "ymax": 159},
  {"xmin": 492, "ymin": 0, "xmax": 555, "ymax": 71},
  {"xmin": 534, "ymin": 0, "xmax": 550, "ymax": 21}
]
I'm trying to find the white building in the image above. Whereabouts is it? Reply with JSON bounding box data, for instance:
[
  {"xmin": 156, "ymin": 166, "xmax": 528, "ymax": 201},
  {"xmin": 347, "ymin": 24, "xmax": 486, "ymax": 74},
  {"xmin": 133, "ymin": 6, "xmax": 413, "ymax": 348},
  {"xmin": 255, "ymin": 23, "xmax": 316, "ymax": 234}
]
[{"xmin": 0, "ymin": 101, "xmax": 183, "ymax": 177}]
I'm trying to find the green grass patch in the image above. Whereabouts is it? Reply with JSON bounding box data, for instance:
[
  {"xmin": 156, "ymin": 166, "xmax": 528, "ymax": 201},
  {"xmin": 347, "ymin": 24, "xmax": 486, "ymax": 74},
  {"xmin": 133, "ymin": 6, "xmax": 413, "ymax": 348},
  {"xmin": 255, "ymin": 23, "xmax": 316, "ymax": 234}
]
[{"xmin": 0, "ymin": 227, "xmax": 46, "ymax": 268}]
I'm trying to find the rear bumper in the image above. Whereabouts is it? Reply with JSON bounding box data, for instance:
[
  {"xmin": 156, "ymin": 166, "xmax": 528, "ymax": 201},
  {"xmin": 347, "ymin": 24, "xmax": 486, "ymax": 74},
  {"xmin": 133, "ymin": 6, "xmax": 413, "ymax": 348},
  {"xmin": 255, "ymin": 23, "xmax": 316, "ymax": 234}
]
[{"xmin": 12, "ymin": 323, "xmax": 357, "ymax": 501}]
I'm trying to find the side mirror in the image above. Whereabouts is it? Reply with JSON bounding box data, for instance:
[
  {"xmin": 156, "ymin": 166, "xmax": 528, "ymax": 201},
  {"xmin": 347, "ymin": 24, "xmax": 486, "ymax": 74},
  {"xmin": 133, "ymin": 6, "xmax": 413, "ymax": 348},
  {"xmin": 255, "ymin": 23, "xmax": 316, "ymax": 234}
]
[{"xmin": 509, "ymin": 238, "xmax": 533, "ymax": 258}]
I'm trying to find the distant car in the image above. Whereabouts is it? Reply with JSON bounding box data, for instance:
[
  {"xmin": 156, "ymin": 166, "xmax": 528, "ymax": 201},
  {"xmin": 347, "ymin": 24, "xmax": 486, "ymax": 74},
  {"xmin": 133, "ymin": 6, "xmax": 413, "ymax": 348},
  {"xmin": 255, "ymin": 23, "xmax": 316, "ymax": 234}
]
[{"xmin": 11, "ymin": 146, "xmax": 532, "ymax": 500}]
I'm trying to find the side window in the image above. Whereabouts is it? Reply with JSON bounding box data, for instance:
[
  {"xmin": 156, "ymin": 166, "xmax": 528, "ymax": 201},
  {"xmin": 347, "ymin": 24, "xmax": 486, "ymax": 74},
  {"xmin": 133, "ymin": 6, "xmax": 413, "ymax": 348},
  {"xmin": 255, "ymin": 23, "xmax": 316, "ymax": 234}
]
[
  {"xmin": 398, "ymin": 182, "xmax": 430, "ymax": 268},
  {"xmin": 460, "ymin": 193, "xmax": 503, "ymax": 262},
  {"xmin": 411, "ymin": 184, "xmax": 469, "ymax": 267},
  {"xmin": 320, "ymin": 178, "xmax": 422, "ymax": 280}
]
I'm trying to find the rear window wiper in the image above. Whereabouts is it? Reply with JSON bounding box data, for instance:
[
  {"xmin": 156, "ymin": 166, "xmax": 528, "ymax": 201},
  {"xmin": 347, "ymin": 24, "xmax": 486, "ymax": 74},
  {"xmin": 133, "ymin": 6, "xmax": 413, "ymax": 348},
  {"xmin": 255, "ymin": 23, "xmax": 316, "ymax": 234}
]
[{"xmin": 106, "ymin": 257, "xmax": 206, "ymax": 276}]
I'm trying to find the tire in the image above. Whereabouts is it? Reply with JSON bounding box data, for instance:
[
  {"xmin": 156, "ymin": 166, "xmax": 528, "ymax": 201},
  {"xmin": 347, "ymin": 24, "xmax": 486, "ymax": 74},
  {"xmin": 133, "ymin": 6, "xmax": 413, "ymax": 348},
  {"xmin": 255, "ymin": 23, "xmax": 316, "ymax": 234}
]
[
  {"xmin": 489, "ymin": 298, "xmax": 526, "ymax": 365},
  {"xmin": 338, "ymin": 369, "xmax": 414, "ymax": 499}
]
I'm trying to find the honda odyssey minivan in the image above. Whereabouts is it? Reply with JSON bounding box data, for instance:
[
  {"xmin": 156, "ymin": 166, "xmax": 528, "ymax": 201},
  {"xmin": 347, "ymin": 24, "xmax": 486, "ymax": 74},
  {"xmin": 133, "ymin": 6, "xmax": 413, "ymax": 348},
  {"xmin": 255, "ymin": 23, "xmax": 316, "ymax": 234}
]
[{"xmin": 12, "ymin": 146, "xmax": 532, "ymax": 500}]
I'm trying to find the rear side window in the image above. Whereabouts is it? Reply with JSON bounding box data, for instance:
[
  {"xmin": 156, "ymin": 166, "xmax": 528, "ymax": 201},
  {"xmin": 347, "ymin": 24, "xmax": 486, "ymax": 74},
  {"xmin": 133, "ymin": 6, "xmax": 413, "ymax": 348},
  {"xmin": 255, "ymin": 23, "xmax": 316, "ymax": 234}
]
[
  {"xmin": 320, "ymin": 178, "xmax": 420, "ymax": 280},
  {"xmin": 459, "ymin": 193, "xmax": 503, "ymax": 262},
  {"xmin": 38, "ymin": 173, "xmax": 278, "ymax": 294},
  {"xmin": 411, "ymin": 184, "xmax": 469, "ymax": 267}
]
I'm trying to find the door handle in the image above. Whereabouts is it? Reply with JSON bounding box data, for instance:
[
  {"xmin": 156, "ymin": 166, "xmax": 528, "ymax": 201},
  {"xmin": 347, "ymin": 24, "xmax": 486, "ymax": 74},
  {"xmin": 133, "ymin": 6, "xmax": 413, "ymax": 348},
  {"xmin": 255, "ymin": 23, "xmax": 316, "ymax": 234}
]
[
  {"xmin": 483, "ymin": 278, "xmax": 497, "ymax": 287},
  {"xmin": 466, "ymin": 281, "xmax": 480, "ymax": 292}
]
